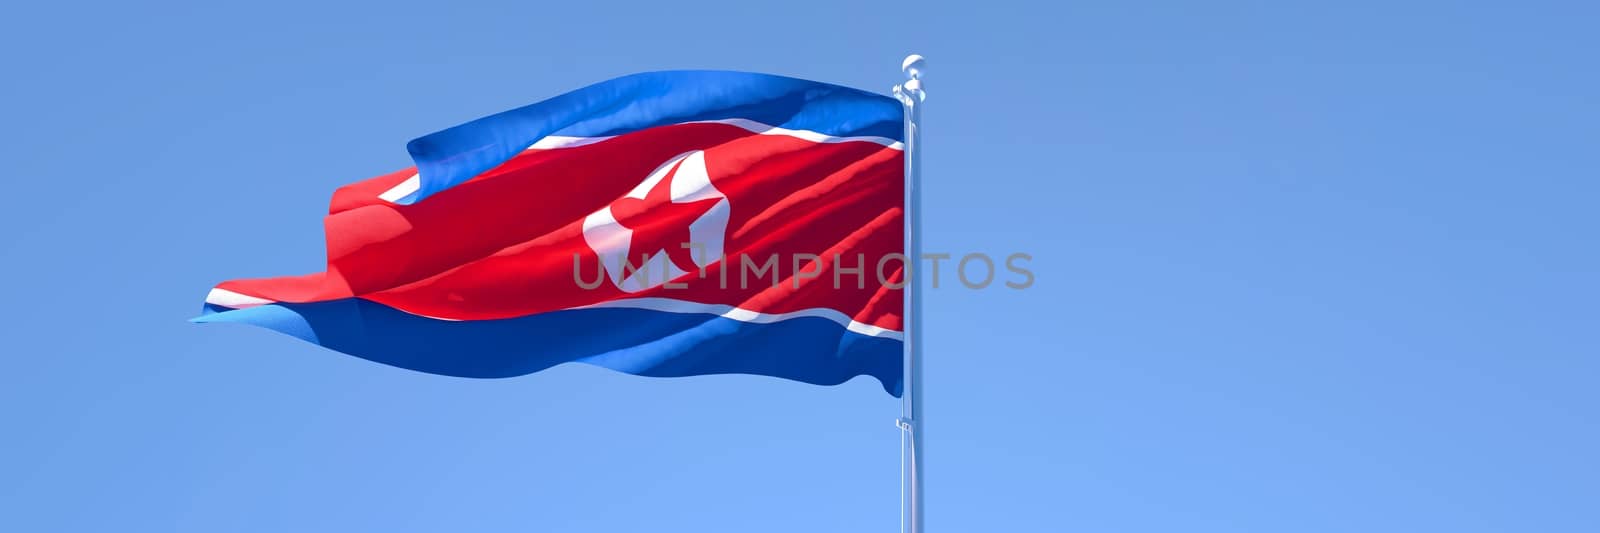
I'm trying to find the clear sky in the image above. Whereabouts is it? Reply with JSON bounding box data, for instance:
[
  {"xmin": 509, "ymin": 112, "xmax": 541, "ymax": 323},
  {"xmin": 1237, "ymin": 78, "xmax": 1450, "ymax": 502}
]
[{"xmin": 2, "ymin": 1, "xmax": 1596, "ymax": 531}]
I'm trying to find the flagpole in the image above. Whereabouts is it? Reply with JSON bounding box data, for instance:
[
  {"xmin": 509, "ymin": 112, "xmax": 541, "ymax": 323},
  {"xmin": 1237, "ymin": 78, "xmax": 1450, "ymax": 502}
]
[{"xmin": 894, "ymin": 53, "xmax": 926, "ymax": 533}]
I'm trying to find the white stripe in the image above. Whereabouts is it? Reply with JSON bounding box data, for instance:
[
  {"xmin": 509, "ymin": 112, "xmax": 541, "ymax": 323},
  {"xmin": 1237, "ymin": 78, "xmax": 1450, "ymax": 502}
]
[
  {"xmin": 529, "ymin": 135, "xmax": 616, "ymax": 149},
  {"xmin": 377, "ymin": 174, "xmax": 420, "ymax": 203},
  {"xmin": 205, "ymin": 290, "xmax": 901, "ymax": 340},
  {"xmin": 696, "ymin": 118, "xmax": 904, "ymax": 149},
  {"xmin": 205, "ymin": 288, "xmax": 275, "ymax": 309},
  {"xmin": 571, "ymin": 297, "xmax": 904, "ymax": 341},
  {"xmin": 376, "ymin": 119, "xmax": 902, "ymax": 204}
]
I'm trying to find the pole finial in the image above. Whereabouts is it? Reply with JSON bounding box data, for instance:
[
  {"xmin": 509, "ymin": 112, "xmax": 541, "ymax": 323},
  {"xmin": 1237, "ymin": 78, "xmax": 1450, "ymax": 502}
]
[
  {"xmin": 902, "ymin": 54, "xmax": 926, "ymax": 80},
  {"xmin": 894, "ymin": 54, "xmax": 927, "ymax": 104}
]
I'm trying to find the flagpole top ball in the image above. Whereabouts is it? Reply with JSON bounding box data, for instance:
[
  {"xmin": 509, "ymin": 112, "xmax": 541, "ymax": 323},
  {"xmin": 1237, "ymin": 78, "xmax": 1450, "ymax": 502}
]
[{"xmin": 902, "ymin": 54, "xmax": 926, "ymax": 80}]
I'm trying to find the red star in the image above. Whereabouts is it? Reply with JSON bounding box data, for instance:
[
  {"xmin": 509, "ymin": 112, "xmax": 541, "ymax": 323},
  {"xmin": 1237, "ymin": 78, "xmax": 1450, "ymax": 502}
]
[{"xmin": 610, "ymin": 158, "xmax": 721, "ymax": 273}]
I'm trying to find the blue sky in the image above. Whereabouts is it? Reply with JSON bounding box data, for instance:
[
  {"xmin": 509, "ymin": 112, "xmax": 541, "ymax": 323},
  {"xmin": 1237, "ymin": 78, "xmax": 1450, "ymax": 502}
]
[{"xmin": 2, "ymin": 1, "xmax": 1597, "ymax": 531}]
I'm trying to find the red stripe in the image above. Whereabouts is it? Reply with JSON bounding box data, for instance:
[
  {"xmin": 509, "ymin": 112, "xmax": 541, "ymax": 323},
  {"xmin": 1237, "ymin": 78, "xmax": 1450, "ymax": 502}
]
[{"xmin": 218, "ymin": 122, "xmax": 904, "ymax": 332}]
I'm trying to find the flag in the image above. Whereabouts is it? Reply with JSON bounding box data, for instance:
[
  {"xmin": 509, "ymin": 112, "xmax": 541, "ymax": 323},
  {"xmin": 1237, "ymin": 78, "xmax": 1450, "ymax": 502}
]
[{"xmin": 196, "ymin": 71, "xmax": 906, "ymax": 396}]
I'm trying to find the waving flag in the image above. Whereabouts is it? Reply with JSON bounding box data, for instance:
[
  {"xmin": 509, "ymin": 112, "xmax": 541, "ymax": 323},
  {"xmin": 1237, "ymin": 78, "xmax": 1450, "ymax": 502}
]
[{"xmin": 197, "ymin": 71, "xmax": 906, "ymax": 395}]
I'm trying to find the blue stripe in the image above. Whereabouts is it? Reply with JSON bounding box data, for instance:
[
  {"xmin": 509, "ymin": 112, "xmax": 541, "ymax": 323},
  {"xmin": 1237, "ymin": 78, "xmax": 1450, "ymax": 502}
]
[
  {"xmin": 195, "ymin": 299, "xmax": 902, "ymax": 396},
  {"xmin": 401, "ymin": 70, "xmax": 903, "ymax": 204}
]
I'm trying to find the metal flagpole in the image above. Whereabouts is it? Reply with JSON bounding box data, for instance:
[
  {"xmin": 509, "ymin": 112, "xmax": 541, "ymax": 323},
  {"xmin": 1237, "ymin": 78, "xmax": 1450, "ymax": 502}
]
[{"xmin": 894, "ymin": 53, "xmax": 926, "ymax": 533}]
